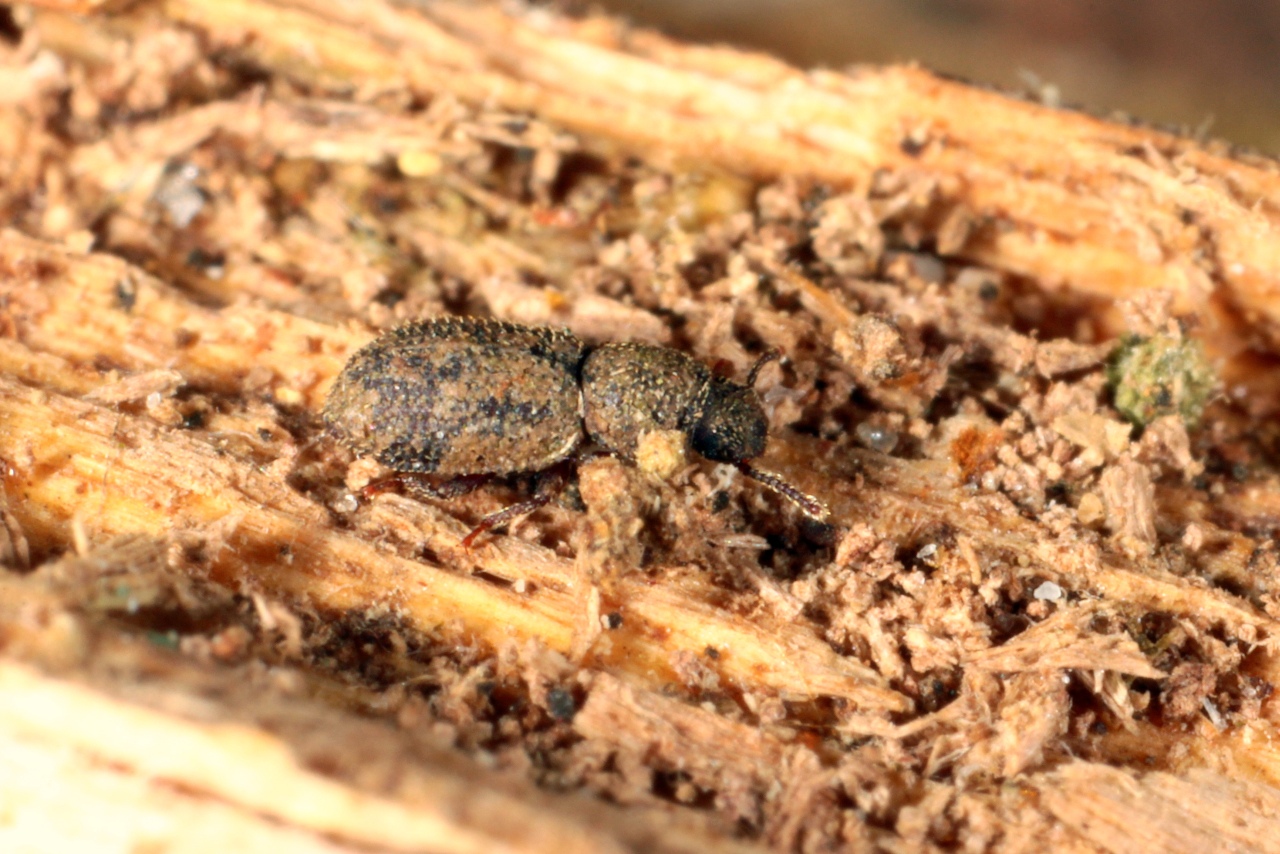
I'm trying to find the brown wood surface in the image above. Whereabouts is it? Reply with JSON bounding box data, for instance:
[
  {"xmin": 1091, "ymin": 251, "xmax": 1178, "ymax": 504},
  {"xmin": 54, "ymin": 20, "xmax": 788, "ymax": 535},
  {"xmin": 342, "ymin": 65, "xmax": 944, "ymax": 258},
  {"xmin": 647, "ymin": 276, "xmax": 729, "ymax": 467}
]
[{"xmin": 2, "ymin": 1, "xmax": 1280, "ymax": 852}]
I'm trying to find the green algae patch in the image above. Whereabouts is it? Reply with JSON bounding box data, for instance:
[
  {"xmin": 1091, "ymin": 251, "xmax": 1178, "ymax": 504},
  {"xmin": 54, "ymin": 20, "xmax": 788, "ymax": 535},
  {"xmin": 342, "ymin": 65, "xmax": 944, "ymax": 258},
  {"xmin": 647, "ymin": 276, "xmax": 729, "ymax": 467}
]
[{"xmin": 1108, "ymin": 334, "xmax": 1217, "ymax": 427}]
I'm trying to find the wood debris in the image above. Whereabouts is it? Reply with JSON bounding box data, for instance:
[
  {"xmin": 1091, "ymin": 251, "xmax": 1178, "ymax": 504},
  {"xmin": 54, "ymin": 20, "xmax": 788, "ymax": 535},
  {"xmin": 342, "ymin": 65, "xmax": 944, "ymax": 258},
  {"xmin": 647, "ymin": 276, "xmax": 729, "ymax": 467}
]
[{"xmin": 1, "ymin": 1, "xmax": 1280, "ymax": 851}]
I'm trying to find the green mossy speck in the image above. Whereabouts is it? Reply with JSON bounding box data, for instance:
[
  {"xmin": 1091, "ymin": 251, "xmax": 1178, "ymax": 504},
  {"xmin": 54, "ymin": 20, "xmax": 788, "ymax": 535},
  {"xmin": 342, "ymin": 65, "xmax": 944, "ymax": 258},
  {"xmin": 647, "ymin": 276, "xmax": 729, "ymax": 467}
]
[
  {"xmin": 1107, "ymin": 334, "xmax": 1216, "ymax": 427},
  {"xmin": 146, "ymin": 629, "xmax": 181, "ymax": 650}
]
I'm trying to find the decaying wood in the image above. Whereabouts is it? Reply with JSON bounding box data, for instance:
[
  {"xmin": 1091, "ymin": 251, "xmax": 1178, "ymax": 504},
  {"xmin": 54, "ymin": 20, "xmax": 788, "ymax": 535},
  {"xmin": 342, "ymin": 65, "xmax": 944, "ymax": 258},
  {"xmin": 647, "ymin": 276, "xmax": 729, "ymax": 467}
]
[
  {"xmin": 4, "ymin": 0, "xmax": 1280, "ymax": 852},
  {"xmin": 151, "ymin": 0, "xmax": 1280, "ymax": 412},
  {"xmin": 0, "ymin": 569, "xmax": 762, "ymax": 854},
  {"xmin": 0, "ymin": 236, "xmax": 900, "ymax": 709}
]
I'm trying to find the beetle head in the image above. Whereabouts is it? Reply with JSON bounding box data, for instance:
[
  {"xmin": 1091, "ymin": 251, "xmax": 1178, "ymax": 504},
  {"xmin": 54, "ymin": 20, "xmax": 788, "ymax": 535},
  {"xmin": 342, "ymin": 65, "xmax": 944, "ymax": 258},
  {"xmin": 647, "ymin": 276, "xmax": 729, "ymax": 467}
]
[
  {"xmin": 694, "ymin": 349, "xmax": 830, "ymax": 522},
  {"xmin": 691, "ymin": 377, "xmax": 767, "ymax": 463}
]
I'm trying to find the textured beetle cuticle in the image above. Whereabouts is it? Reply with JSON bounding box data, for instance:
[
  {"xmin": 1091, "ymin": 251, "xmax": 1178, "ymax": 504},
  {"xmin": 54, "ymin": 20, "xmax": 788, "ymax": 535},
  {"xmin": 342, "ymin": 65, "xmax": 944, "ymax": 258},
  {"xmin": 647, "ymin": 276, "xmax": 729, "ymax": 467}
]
[{"xmin": 323, "ymin": 316, "xmax": 826, "ymax": 545}]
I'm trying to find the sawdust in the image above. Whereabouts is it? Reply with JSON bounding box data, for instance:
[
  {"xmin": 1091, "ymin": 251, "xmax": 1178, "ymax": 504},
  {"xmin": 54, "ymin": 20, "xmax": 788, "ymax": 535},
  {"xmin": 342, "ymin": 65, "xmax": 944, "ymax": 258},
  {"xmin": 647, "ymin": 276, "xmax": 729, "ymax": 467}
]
[{"xmin": 2, "ymin": 1, "xmax": 1280, "ymax": 852}]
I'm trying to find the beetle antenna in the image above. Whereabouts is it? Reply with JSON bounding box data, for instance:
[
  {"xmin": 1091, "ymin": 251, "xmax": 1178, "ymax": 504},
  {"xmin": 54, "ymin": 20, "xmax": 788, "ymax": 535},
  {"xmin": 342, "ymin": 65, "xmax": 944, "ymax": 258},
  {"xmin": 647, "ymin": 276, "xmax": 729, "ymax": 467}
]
[
  {"xmin": 746, "ymin": 349, "xmax": 782, "ymax": 388},
  {"xmin": 736, "ymin": 462, "xmax": 828, "ymax": 521}
]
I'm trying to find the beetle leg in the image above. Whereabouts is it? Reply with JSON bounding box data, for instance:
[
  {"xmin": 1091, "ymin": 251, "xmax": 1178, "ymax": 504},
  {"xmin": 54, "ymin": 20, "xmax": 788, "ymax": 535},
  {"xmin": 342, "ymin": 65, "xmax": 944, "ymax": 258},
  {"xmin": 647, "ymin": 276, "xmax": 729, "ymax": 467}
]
[
  {"xmin": 460, "ymin": 463, "xmax": 573, "ymax": 550},
  {"xmin": 459, "ymin": 495, "xmax": 551, "ymax": 550},
  {"xmin": 362, "ymin": 472, "xmax": 492, "ymax": 501}
]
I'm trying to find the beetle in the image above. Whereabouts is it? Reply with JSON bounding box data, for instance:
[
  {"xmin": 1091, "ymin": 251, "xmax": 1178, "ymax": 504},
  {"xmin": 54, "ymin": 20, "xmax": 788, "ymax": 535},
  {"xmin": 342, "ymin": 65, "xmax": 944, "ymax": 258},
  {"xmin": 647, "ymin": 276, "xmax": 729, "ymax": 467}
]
[{"xmin": 323, "ymin": 316, "xmax": 825, "ymax": 547}]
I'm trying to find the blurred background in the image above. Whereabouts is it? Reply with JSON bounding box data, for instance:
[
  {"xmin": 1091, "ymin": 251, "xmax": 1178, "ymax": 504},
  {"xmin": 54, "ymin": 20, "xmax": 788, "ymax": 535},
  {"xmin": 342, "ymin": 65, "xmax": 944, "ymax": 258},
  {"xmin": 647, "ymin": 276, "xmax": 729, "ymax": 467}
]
[{"xmin": 595, "ymin": 0, "xmax": 1280, "ymax": 154}]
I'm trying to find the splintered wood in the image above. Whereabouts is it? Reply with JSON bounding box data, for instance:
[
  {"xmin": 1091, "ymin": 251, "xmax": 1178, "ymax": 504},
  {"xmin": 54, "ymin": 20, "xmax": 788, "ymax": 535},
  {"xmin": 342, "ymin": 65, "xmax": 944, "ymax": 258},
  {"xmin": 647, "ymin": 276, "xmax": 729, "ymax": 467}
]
[{"xmin": 2, "ymin": 1, "xmax": 1280, "ymax": 852}]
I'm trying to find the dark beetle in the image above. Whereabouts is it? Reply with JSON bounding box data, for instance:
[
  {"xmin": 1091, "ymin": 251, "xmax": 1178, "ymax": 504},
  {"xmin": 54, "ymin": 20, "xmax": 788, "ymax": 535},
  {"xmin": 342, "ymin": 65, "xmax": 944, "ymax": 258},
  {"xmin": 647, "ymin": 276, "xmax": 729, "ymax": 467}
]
[{"xmin": 324, "ymin": 316, "xmax": 824, "ymax": 546}]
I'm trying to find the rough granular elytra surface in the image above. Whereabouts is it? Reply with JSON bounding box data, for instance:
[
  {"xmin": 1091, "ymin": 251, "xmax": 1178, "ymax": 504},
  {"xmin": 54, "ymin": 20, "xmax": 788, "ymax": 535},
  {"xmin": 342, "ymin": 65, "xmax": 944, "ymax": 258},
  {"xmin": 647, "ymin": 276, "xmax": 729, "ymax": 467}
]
[
  {"xmin": 323, "ymin": 315, "xmax": 823, "ymax": 543},
  {"xmin": 324, "ymin": 317, "xmax": 586, "ymax": 476}
]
